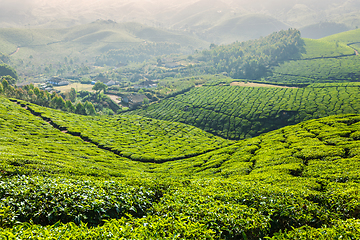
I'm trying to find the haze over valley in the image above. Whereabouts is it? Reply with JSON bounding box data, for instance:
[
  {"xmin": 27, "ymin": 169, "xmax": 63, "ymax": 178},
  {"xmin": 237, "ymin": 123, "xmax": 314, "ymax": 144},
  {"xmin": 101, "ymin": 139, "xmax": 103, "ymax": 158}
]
[
  {"xmin": 1, "ymin": 1, "xmax": 360, "ymax": 239},
  {"xmin": 1, "ymin": 0, "xmax": 360, "ymax": 41}
]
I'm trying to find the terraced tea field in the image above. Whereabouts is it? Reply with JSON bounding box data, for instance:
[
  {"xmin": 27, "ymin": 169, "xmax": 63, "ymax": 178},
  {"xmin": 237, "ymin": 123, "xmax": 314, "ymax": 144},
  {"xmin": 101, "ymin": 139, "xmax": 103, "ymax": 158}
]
[
  {"xmin": 13, "ymin": 99, "xmax": 231, "ymax": 163},
  {"xmin": 2, "ymin": 96, "xmax": 360, "ymax": 238},
  {"xmin": 265, "ymin": 31, "xmax": 360, "ymax": 84},
  {"xmin": 127, "ymin": 83, "xmax": 360, "ymax": 139},
  {"xmin": 2, "ymin": 28, "xmax": 360, "ymax": 239}
]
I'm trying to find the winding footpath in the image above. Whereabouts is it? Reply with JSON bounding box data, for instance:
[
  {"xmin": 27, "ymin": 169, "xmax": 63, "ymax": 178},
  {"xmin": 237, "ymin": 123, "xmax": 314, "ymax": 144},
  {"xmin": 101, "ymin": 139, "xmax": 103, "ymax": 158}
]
[{"xmin": 9, "ymin": 47, "xmax": 20, "ymax": 56}]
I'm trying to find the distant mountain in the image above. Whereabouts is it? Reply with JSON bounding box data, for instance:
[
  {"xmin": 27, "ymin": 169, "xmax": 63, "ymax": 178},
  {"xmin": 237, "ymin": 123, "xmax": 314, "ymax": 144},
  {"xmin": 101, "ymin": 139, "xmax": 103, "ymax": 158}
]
[
  {"xmin": 0, "ymin": 21, "xmax": 209, "ymax": 80},
  {"xmin": 203, "ymin": 14, "xmax": 290, "ymax": 44},
  {"xmin": 300, "ymin": 22, "xmax": 350, "ymax": 39},
  {"xmin": 0, "ymin": 0, "xmax": 359, "ymax": 42}
]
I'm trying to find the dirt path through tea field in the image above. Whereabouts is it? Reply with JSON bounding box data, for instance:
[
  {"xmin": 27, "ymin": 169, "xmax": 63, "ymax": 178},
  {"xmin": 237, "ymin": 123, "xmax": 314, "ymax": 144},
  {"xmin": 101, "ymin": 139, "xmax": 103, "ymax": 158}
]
[{"xmin": 230, "ymin": 82, "xmax": 298, "ymax": 88}]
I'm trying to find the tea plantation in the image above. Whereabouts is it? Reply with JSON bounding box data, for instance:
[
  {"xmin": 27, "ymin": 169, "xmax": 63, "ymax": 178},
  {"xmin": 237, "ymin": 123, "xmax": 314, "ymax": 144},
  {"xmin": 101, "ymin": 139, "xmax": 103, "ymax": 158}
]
[
  {"xmin": 127, "ymin": 83, "xmax": 360, "ymax": 140},
  {"xmin": 1, "ymin": 95, "xmax": 360, "ymax": 239},
  {"xmin": 2, "ymin": 28, "xmax": 360, "ymax": 239},
  {"xmin": 16, "ymin": 99, "xmax": 231, "ymax": 162},
  {"xmin": 265, "ymin": 29, "xmax": 360, "ymax": 84}
]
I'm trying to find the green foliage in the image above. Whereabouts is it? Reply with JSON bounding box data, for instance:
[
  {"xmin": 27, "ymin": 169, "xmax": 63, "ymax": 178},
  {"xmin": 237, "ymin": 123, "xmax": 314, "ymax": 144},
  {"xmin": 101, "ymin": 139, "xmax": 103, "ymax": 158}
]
[
  {"xmin": 84, "ymin": 101, "xmax": 96, "ymax": 115},
  {"xmin": 0, "ymin": 64, "xmax": 17, "ymax": 81},
  {"xmin": 24, "ymin": 101, "xmax": 231, "ymax": 162},
  {"xmin": 268, "ymin": 56, "xmax": 360, "ymax": 84},
  {"xmin": 128, "ymin": 84, "xmax": 360, "ymax": 140},
  {"xmin": 75, "ymin": 102, "xmax": 86, "ymax": 115},
  {"xmin": 0, "ymin": 97, "xmax": 149, "ymax": 178},
  {"xmin": 69, "ymin": 88, "xmax": 77, "ymax": 102},
  {"xmin": 0, "ymin": 176, "xmax": 163, "ymax": 226},
  {"xmin": 270, "ymin": 219, "xmax": 360, "ymax": 239},
  {"xmin": 78, "ymin": 90, "xmax": 120, "ymax": 114},
  {"xmin": 195, "ymin": 29, "xmax": 304, "ymax": 79},
  {"xmin": 2, "ymin": 28, "xmax": 360, "ymax": 239},
  {"xmin": 0, "ymin": 216, "xmax": 215, "ymax": 239},
  {"xmin": 1, "ymin": 75, "xmax": 16, "ymax": 85},
  {"xmin": 300, "ymin": 38, "xmax": 354, "ymax": 59},
  {"xmin": 1, "ymin": 97, "xmax": 360, "ymax": 238},
  {"xmin": 92, "ymin": 81, "xmax": 108, "ymax": 94},
  {"xmin": 0, "ymin": 83, "xmax": 84, "ymax": 115}
]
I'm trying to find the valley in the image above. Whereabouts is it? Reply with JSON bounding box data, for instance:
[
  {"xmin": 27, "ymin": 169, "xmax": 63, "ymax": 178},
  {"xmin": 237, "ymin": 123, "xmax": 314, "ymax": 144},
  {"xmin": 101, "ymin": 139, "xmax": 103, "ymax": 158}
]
[{"xmin": 0, "ymin": 6, "xmax": 360, "ymax": 238}]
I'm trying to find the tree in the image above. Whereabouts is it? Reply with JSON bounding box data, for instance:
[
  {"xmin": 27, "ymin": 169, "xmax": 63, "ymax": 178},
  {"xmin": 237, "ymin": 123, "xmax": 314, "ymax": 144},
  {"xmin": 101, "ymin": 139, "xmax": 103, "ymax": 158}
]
[
  {"xmin": 1, "ymin": 75, "xmax": 16, "ymax": 85},
  {"xmin": 84, "ymin": 101, "xmax": 96, "ymax": 115},
  {"xmin": 210, "ymin": 43, "xmax": 217, "ymax": 49},
  {"xmin": 1, "ymin": 78, "xmax": 9, "ymax": 90},
  {"xmin": 92, "ymin": 81, "xmax": 107, "ymax": 94},
  {"xmin": 75, "ymin": 102, "xmax": 86, "ymax": 115},
  {"xmin": 65, "ymin": 100, "xmax": 75, "ymax": 113},
  {"xmin": 55, "ymin": 96, "xmax": 66, "ymax": 110},
  {"xmin": 69, "ymin": 88, "xmax": 77, "ymax": 102},
  {"xmin": 0, "ymin": 82, "xmax": 3, "ymax": 94}
]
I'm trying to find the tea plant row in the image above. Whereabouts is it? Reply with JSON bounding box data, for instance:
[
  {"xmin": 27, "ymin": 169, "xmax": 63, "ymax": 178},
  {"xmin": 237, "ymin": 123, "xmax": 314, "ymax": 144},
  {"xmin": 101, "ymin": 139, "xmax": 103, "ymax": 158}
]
[
  {"xmin": 128, "ymin": 84, "xmax": 360, "ymax": 139},
  {"xmin": 19, "ymin": 100, "xmax": 231, "ymax": 162},
  {"xmin": 1, "ymin": 97, "xmax": 360, "ymax": 238},
  {"xmin": 268, "ymin": 55, "xmax": 360, "ymax": 84}
]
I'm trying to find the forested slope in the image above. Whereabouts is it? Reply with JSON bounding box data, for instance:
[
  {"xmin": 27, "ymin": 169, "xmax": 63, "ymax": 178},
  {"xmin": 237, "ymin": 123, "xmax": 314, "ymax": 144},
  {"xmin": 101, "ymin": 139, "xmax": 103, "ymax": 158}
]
[{"xmin": 134, "ymin": 29, "xmax": 359, "ymax": 85}]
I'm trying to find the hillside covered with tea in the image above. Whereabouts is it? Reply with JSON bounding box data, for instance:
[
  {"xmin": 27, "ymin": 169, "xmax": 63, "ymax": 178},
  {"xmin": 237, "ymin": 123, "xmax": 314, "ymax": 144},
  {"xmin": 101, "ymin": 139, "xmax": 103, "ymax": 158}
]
[
  {"xmin": 0, "ymin": 19, "xmax": 360, "ymax": 239},
  {"xmin": 128, "ymin": 83, "xmax": 360, "ymax": 139},
  {"xmin": 1, "ymin": 95, "xmax": 360, "ymax": 238}
]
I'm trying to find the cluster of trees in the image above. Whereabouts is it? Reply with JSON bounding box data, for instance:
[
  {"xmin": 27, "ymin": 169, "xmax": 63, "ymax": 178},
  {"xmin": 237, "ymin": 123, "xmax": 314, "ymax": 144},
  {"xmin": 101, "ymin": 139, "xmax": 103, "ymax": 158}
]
[
  {"xmin": 104, "ymin": 29, "xmax": 306, "ymax": 83},
  {"xmin": 95, "ymin": 42, "xmax": 181, "ymax": 66},
  {"xmin": 196, "ymin": 29, "xmax": 305, "ymax": 79},
  {"xmin": 0, "ymin": 78, "xmax": 96, "ymax": 116},
  {"xmin": 77, "ymin": 89, "xmax": 120, "ymax": 115}
]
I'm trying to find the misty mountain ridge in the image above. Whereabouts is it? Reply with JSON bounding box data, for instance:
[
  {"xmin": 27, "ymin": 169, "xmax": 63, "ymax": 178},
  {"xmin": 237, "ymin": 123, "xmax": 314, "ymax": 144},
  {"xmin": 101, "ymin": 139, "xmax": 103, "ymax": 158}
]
[{"xmin": 0, "ymin": 0, "xmax": 359, "ymax": 37}]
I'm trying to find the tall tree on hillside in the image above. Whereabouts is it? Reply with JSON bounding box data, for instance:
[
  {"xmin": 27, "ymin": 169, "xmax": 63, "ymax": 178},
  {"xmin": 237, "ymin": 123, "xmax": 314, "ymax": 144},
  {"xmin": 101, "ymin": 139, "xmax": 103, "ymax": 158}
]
[
  {"xmin": 75, "ymin": 102, "xmax": 86, "ymax": 115},
  {"xmin": 84, "ymin": 101, "xmax": 96, "ymax": 115},
  {"xmin": 69, "ymin": 88, "xmax": 77, "ymax": 102},
  {"xmin": 65, "ymin": 100, "xmax": 75, "ymax": 113},
  {"xmin": 1, "ymin": 79, "xmax": 9, "ymax": 90}
]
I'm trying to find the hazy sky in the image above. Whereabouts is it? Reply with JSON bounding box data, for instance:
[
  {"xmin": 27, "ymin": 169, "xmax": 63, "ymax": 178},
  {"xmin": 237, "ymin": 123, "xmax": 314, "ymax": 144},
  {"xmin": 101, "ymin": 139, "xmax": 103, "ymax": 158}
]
[{"xmin": 0, "ymin": 0, "xmax": 358, "ymax": 28}]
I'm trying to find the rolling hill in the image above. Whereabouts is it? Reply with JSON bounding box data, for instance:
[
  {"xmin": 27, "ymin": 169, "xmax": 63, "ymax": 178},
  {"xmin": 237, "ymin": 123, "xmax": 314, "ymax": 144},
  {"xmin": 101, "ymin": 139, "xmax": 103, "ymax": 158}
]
[
  {"xmin": 202, "ymin": 14, "xmax": 290, "ymax": 44},
  {"xmin": 0, "ymin": 20, "xmax": 208, "ymax": 68},
  {"xmin": 300, "ymin": 22, "xmax": 350, "ymax": 39},
  {"xmin": 1, "ymin": 4, "xmax": 360, "ymax": 239},
  {"xmin": 266, "ymin": 29, "xmax": 360, "ymax": 84},
  {"xmin": 1, "ymin": 0, "xmax": 359, "ymax": 48},
  {"xmin": 1, "ymin": 95, "xmax": 360, "ymax": 238},
  {"xmin": 126, "ymin": 83, "xmax": 360, "ymax": 140}
]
